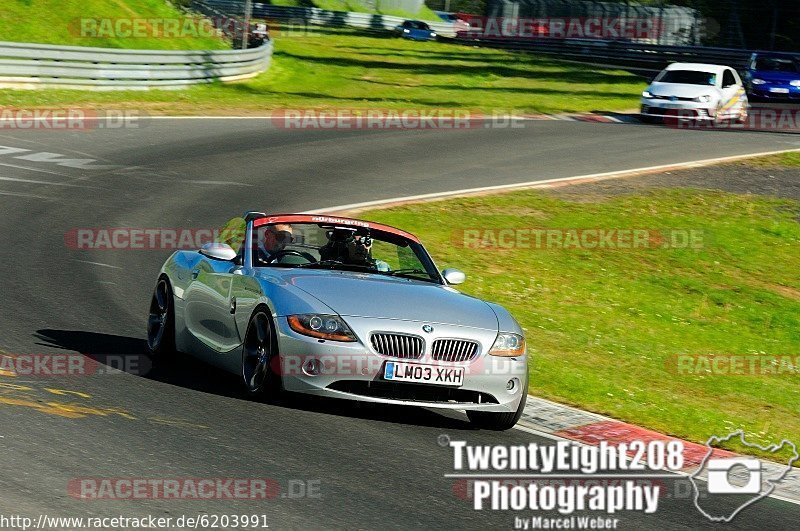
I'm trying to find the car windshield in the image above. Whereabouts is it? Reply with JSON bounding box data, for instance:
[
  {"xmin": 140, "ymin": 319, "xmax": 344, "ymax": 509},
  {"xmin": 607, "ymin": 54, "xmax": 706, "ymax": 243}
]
[
  {"xmin": 405, "ymin": 21, "xmax": 430, "ymax": 30},
  {"xmin": 754, "ymin": 57, "xmax": 800, "ymax": 73},
  {"xmin": 250, "ymin": 222, "xmax": 441, "ymax": 283},
  {"xmin": 657, "ymin": 70, "xmax": 717, "ymax": 86}
]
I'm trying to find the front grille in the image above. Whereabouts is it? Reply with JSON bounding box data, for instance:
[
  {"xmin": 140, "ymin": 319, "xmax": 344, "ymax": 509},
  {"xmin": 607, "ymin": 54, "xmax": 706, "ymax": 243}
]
[
  {"xmin": 431, "ymin": 339, "xmax": 480, "ymax": 362},
  {"xmin": 327, "ymin": 380, "xmax": 498, "ymax": 404},
  {"xmin": 652, "ymin": 94, "xmax": 694, "ymax": 101},
  {"xmin": 370, "ymin": 333, "xmax": 424, "ymax": 359}
]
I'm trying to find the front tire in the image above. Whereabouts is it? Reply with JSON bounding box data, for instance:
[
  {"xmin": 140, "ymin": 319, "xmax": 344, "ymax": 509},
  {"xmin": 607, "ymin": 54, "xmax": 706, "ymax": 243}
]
[
  {"xmin": 147, "ymin": 276, "xmax": 175, "ymax": 358},
  {"xmin": 712, "ymin": 107, "xmax": 726, "ymax": 127},
  {"xmin": 736, "ymin": 104, "xmax": 748, "ymax": 124},
  {"xmin": 242, "ymin": 309, "xmax": 282, "ymax": 398},
  {"xmin": 467, "ymin": 388, "xmax": 527, "ymax": 431}
]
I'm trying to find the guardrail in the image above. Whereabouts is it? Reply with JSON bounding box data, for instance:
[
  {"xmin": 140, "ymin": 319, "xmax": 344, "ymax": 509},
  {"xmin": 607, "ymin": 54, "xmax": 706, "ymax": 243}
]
[
  {"xmin": 0, "ymin": 40, "xmax": 273, "ymax": 90},
  {"xmin": 195, "ymin": 1, "xmax": 755, "ymax": 73},
  {"xmin": 195, "ymin": 0, "xmax": 459, "ymax": 37},
  {"xmin": 449, "ymin": 37, "xmax": 753, "ymax": 73}
]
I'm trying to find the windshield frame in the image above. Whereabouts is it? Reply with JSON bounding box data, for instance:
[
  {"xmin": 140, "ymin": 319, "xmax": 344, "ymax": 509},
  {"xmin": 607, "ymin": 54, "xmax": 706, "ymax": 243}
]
[{"xmin": 245, "ymin": 219, "xmax": 445, "ymax": 284}]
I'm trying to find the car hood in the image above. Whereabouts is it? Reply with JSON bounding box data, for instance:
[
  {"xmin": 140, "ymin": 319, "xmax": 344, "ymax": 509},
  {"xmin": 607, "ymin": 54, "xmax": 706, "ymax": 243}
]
[
  {"xmin": 269, "ymin": 269, "xmax": 498, "ymax": 329},
  {"xmin": 751, "ymin": 70, "xmax": 800, "ymax": 83},
  {"xmin": 649, "ymin": 82, "xmax": 719, "ymax": 99}
]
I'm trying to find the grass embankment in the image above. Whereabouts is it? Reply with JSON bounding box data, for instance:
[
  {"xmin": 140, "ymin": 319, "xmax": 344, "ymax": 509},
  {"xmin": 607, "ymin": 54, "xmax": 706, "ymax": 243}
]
[
  {"xmin": 0, "ymin": 25, "xmax": 643, "ymax": 115},
  {"xmin": 0, "ymin": 0, "xmax": 228, "ymax": 49},
  {"xmin": 360, "ymin": 155, "xmax": 800, "ymax": 454}
]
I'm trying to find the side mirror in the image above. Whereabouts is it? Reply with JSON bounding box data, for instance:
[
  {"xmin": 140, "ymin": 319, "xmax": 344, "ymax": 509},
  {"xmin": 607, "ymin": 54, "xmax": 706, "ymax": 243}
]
[
  {"xmin": 199, "ymin": 242, "xmax": 237, "ymax": 261},
  {"xmin": 442, "ymin": 268, "xmax": 466, "ymax": 285}
]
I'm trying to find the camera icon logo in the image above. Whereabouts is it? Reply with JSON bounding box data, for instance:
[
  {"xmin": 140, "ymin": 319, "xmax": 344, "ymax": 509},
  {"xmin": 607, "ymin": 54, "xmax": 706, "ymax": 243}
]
[
  {"xmin": 707, "ymin": 457, "xmax": 761, "ymax": 494},
  {"xmin": 690, "ymin": 430, "xmax": 798, "ymax": 523}
]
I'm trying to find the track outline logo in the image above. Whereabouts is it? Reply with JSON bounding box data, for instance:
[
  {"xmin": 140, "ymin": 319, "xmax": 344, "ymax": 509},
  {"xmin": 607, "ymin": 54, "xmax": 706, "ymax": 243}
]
[{"xmin": 689, "ymin": 430, "xmax": 799, "ymax": 523}]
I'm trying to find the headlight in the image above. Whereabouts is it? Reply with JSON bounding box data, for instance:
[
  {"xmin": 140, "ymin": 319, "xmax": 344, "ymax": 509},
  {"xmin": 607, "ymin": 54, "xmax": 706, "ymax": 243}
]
[
  {"xmin": 751, "ymin": 78, "xmax": 766, "ymax": 85},
  {"xmin": 642, "ymin": 90, "xmax": 654, "ymax": 98},
  {"xmin": 430, "ymin": 32, "xmax": 437, "ymax": 37},
  {"xmin": 791, "ymin": 80, "xmax": 800, "ymax": 87},
  {"xmin": 287, "ymin": 314, "xmax": 357, "ymax": 342},
  {"xmin": 489, "ymin": 333, "xmax": 526, "ymax": 357},
  {"xmin": 403, "ymin": 29, "xmax": 410, "ymax": 33},
  {"xmin": 695, "ymin": 94, "xmax": 712, "ymax": 103}
]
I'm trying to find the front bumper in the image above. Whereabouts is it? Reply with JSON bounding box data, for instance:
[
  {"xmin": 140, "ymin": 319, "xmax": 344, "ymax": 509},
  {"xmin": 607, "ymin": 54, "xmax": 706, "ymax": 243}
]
[
  {"xmin": 749, "ymin": 85, "xmax": 800, "ymax": 101},
  {"xmin": 400, "ymin": 32, "xmax": 437, "ymax": 41},
  {"xmin": 274, "ymin": 316, "xmax": 528, "ymax": 413},
  {"xmin": 640, "ymin": 99, "xmax": 715, "ymax": 120}
]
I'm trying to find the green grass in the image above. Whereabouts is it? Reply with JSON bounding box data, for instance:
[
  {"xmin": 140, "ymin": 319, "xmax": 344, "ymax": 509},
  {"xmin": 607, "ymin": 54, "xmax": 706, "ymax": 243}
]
[
  {"xmin": 359, "ymin": 188, "xmax": 800, "ymax": 454},
  {"xmin": 744, "ymin": 151, "xmax": 800, "ymax": 168},
  {"xmin": 0, "ymin": 0, "xmax": 228, "ymax": 49},
  {"xmin": 0, "ymin": 26, "xmax": 644, "ymax": 115}
]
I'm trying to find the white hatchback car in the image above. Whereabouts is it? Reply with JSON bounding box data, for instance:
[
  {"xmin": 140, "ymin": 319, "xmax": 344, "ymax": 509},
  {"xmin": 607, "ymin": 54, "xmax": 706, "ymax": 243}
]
[{"xmin": 640, "ymin": 63, "xmax": 748, "ymax": 123}]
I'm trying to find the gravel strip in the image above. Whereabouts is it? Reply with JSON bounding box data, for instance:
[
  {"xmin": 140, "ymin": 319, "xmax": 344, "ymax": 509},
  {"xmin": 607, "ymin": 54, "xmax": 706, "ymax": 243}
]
[{"xmin": 545, "ymin": 161, "xmax": 800, "ymax": 201}]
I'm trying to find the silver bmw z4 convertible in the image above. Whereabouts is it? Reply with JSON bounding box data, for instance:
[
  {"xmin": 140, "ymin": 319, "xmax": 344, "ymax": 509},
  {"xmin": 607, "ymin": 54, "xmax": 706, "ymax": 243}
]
[{"xmin": 147, "ymin": 212, "xmax": 528, "ymax": 430}]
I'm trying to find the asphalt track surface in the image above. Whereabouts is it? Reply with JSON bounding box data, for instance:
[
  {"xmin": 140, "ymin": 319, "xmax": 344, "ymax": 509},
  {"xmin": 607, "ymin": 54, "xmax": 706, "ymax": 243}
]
[{"xmin": 0, "ymin": 119, "xmax": 799, "ymax": 530}]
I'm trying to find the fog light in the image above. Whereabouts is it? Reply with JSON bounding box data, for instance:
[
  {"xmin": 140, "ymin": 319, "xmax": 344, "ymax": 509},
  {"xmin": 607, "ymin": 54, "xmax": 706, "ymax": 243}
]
[
  {"xmin": 303, "ymin": 358, "xmax": 320, "ymax": 376},
  {"xmin": 507, "ymin": 378, "xmax": 519, "ymax": 392}
]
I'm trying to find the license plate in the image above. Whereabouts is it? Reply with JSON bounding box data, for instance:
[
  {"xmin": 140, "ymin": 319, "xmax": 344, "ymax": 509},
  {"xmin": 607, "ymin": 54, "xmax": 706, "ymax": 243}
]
[
  {"xmin": 662, "ymin": 103, "xmax": 683, "ymax": 109},
  {"xmin": 770, "ymin": 88, "xmax": 790, "ymax": 94},
  {"xmin": 384, "ymin": 362, "xmax": 464, "ymax": 387}
]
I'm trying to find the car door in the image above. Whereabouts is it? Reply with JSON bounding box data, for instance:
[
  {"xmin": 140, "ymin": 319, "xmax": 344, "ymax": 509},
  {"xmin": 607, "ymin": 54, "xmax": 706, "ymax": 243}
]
[
  {"xmin": 184, "ymin": 255, "xmax": 241, "ymax": 355},
  {"xmin": 719, "ymin": 69, "xmax": 741, "ymax": 116}
]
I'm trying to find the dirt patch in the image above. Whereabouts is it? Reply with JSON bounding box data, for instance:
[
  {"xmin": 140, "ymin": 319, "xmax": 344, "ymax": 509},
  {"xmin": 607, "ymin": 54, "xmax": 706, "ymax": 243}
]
[{"xmin": 544, "ymin": 163, "xmax": 800, "ymax": 201}]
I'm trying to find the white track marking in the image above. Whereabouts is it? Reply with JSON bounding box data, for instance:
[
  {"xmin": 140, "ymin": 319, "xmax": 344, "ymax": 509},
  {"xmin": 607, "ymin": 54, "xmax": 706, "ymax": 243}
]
[
  {"xmin": 0, "ymin": 162, "xmax": 70, "ymax": 176},
  {"xmin": 71, "ymin": 259, "xmax": 121, "ymax": 269},
  {"xmin": 183, "ymin": 180, "xmax": 254, "ymax": 186},
  {"xmin": 305, "ymin": 147, "xmax": 800, "ymax": 214},
  {"xmin": 0, "ymin": 176, "xmax": 87, "ymax": 187},
  {"xmin": 14, "ymin": 152, "xmax": 117, "ymax": 170},
  {"xmin": 0, "ymin": 190, "xmax": 51, "ymax": 199}
]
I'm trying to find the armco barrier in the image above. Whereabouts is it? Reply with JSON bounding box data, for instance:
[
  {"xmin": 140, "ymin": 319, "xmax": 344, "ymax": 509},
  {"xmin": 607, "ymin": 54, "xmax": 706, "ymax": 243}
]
[
  {"xmin": 196, "ymin": 0, "xmax": 755, "ymax": 73},
  {"xmin": 0, "ymin": 40, "xmax": 273, "ymax": 90},
  {"xmin": 195, "ymin": 0, "xmax": 459, "ymax": 37},
  {"xmin": 448, "ymin": 37, "xmax": 753, "ymax": 73}
]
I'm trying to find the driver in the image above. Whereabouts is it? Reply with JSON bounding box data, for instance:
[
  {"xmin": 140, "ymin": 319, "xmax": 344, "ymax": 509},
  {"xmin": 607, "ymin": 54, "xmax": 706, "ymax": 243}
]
[
  {"xmin": 346, "ymin": 234, "xmax": 373, "ymax": 266},
  {"xmin": 256, "ymin": 223, "xmax": 294, "ymax": 264},
  {"xmin": 319, "ymin": 228, "xmax": 374, "ymax": 266}
]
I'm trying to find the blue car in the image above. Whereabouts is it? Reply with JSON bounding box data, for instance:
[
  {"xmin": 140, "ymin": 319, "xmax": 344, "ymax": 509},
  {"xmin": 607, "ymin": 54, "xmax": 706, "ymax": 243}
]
[
  {"xmin": 744, "ymin": 52, "xmax": 800, "ymax": 101},
  {"xmin": 395, "ymin": 20, "xmax": 437, "ymax": 41}
]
